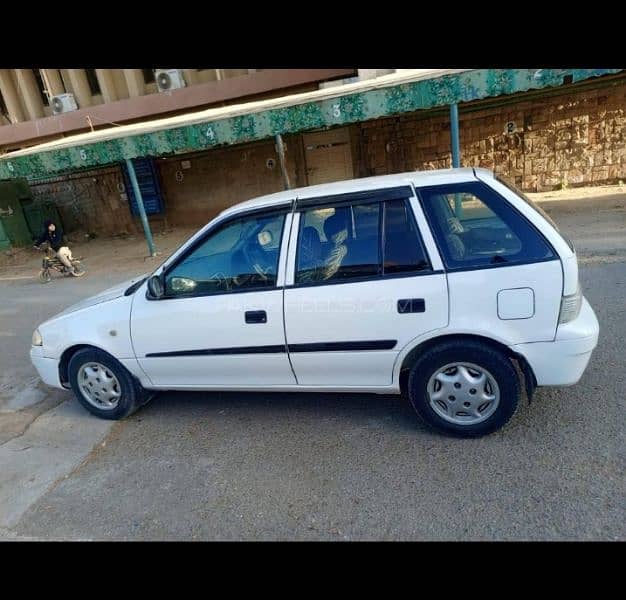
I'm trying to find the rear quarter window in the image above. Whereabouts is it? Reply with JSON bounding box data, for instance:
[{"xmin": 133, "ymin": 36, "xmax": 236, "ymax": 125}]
[
  {"xmin": 495, "ymin": 174, "xmax": 576, "ymax": 252},
  {"xmin": 417, "ymin": 181, "xmax": 556, "ymax": 270}
]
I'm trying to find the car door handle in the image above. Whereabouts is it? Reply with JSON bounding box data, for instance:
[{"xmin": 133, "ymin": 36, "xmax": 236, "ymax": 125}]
[
  {"xmin": 245, "ymin": 310, "xmax": 267, "ymax": 324},
  {"xmin": 397, "ymin": 298, "xmax": 425, "ymax": 314}
]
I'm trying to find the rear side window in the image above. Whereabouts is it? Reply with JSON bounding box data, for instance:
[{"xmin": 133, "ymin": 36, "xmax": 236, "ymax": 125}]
[
  {"xmin": 295, "ymin": 196, "xmax": 431, "ymax": 285},
  {"xmin": 418, "ymin": 182, "xmax": 555, "ymax": 270},
  {"xmin": 383, "ymin": 199, "xmax": 430, "ymax": 274},
  {"xmin": 296, "ymin": 202, "xmax": 381, "ymax": 283}
]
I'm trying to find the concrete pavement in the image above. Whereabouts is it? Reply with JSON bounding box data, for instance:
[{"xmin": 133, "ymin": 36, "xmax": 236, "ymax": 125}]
[{"xmin": 0, "ymin": 196, "xmax": 624, "ymax": 540}]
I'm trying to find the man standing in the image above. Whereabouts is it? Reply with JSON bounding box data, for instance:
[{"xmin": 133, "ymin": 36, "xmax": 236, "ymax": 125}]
[{"xmin": 34, "ymin": 219, "xmax": 82, "ymax": 276}]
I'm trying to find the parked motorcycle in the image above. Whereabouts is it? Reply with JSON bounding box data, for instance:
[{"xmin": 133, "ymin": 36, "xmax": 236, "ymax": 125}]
[{"xmin": 35, "ymin": 243, "xmax": 86, "ymax": 283}]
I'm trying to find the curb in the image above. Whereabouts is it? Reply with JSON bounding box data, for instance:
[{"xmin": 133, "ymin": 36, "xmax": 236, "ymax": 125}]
[{"xmin": 535, "ymin": 193, "xmax": 626, "ymax": 214}]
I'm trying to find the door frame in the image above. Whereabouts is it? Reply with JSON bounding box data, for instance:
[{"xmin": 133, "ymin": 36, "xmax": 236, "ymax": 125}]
[
  {"xmin": 131, "ymin": 205, "xmax": 298, "ymax": 387},
  {"xmin": 284, "ymin": 184, "xmax": 445, "ymax": 287}
]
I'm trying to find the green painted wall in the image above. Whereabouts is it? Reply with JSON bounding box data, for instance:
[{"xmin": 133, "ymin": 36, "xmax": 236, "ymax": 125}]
[
  {"xmin": 0, "ymin": 179, "xmax": 36, "ymax": 247},
  {"xmin": 0, "ymin": 220, "xmax": 10, "ymax": 251}
]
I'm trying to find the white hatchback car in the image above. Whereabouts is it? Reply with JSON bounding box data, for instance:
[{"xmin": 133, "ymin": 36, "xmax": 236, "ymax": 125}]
[{"xmin": 31, "ymin": 167, "xmax": 599, "ymax": 437}]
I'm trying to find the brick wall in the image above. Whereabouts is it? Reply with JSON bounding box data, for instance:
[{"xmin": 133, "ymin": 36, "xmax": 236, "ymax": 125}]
[
  {"xmin": 158, "ymin": 137, "xmax": 303, "ymax": 227},
  {"xmin": 356, "ymin": 78, "xmax": 626, "ymax": 192},
  {"xmin": 47, "ymin": 79, "xmax": 621, "ymax": 236},
  {"xmin": 30, "ymin": 167, "xmax": 139, "ymax": 236}
]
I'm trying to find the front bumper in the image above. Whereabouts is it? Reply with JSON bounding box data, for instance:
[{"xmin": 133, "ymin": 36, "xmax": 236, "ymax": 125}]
[
  {"xmin": 511, "ymin": 297, "xmax": 599, "ymax": 386},
  {"xmin": 30, "ymin": 346, "xmax": 64, "ymax": 389}
]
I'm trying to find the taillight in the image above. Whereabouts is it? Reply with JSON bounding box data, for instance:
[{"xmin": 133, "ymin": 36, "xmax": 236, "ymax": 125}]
[{"xmin": 559, "ymin": 283, "xmax": 582, "ymax": 324}]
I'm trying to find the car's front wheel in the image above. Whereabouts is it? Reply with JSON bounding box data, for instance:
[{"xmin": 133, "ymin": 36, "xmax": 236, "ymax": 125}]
[
  {"xmin": 407, "ymin": 339, "xmax": 521, "ymax": 437},
  {"xmin": 68, "ymin": 348, "xmax": 151, "ymax": 420}
]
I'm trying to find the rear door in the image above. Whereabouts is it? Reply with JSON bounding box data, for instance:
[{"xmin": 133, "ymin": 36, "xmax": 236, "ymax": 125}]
[{"xmin": 283, "ymin": 186, "xmax": 449, "ymax": 387}]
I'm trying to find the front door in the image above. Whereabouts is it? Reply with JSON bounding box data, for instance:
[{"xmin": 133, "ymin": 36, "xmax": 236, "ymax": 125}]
[{"xmin": 131, "ymin": 209, "xmax": 296, "ymax": 387}]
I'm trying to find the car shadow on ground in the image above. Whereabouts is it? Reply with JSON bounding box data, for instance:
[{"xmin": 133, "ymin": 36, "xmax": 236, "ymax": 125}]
[
  {"xmin": 107, "ymin": 383, "xmax": 551, "ymax": 442},
  {"xmin": 129, "ymin": 389, "xmax": 430, "ymax": 434}
]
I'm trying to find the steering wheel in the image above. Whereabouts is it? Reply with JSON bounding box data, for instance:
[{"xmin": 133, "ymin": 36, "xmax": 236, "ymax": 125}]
[{"xmin": 242, "ymin": 241, "xmax": 270, "ymax": 280}]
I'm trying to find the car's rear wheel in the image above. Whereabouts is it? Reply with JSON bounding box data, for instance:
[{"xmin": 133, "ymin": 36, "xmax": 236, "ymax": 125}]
[
  {"xmin": 406, "ymin": 339, "xmax": 520, "ymax": 437},
  {"xmin": 68, "ymin": 348, "xmax": 151, "ymax": 420}
]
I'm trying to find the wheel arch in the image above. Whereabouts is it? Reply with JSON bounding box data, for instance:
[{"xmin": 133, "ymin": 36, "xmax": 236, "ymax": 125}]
[
  {"xmin": 59, "ymin": 344, "xmax": 108, "ymax": 388},
  {"xmin": 398, "ymin": 333, "xmax": 536, "ymax": 399}
]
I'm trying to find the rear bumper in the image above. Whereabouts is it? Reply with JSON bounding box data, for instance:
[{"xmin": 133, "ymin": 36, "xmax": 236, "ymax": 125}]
[
  {"xmin": 30, "ymin": 347, "xmax": 64, "ymax": 389},
  {"xmin": 511, "ymin": 297, "xmax": 599, "ymax": 386}
]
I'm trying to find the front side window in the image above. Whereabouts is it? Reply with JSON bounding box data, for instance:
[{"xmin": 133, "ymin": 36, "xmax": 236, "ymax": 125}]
[
  {"xmin": 165, "ymin": 212, "xmax": 285, "ymax": 296},
  {"xmin": 295, "ymin": 196, "xmax": 431, "ymax": 285},
  {"xmin": 419, "ymin": 182, "xmax": 555, "ymax": 270}
]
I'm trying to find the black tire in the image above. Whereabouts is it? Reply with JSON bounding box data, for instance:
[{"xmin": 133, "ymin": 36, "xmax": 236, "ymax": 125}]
[
  {"xmin": 68, "ymin": 347, "xmax": 150, "ymax": 420},
  {"xmin": 38, "ymin": 269, "xmax": 51, "ymax": 283},
  {"xmin": 72, "ymin": 262, "xmax": 86, "ymax": 276},
  {"xmin": 406, "ymin": 339, "xmax": 520, "ymax": 438}
]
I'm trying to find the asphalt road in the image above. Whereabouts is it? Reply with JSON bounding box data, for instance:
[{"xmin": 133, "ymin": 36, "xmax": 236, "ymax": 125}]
[{"xmin": 1, "ymin": 207, "xmax": 624, "ymax": 541}]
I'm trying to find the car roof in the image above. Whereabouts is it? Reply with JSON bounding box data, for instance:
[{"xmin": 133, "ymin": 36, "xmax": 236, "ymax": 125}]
[{"xmin": 219, "ymin": 167, "xmax": 494, "ymax": 218}]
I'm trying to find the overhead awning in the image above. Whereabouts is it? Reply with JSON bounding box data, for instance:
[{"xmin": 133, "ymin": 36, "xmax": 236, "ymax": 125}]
[{"xmin": 0, "ymin": 68, "xmax": 621, "ymax": 181}]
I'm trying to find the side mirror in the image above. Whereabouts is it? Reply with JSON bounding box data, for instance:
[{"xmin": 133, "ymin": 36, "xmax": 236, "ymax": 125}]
[{"xmin": 147, "ymin": 274, "xmax": 164, "ymax": 299}]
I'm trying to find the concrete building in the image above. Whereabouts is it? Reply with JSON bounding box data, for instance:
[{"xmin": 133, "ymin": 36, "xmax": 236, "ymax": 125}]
[
  {"xmin": 0, "ymin": 68, "xmax": 624, "ymax": 249},
  {"xmin": 0, "ymin": 69, "xmax": 358, "ymax": 152}
]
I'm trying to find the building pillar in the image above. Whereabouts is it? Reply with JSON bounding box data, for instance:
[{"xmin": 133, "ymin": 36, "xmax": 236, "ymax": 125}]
[
  {"xmin": 123, "ymin": 69, "xmax": 145, "ymax": 98},
  {"xmin": 95, "ymin": 69, "xmax": 119, "ymax": 103},
  {"xmin": 15, "ymin": 69, "xmax": 45, "ymax": 120},
  {"xmin": 275, "ymin": 134, "xmax": 292, "ymax": 190},
  {"xmin": 66, "ymin": 69, "xmax": 93, "ymax": 108},
  {"xmin": 0, "ymin": 69, "xmax": 25, "ymax": 123},
  {"xmin": 41, "ymin": 69, "xmax": 64, "ymax": 96}
]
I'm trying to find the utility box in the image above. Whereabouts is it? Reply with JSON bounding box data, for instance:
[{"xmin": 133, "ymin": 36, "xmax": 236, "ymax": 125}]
[
  {"xmin": 20, "ymin": 198, "xmax": 62, "ymax": 240},
  {"xmin": 0, "ymin": 220, "xmax": 10, "ymax": 251},
  {"xmin": 0, "ymin": 179, "xmax": 37, "ymax": 248}
]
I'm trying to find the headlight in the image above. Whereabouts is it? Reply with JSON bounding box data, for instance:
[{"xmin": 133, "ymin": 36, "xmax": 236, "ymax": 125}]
[{"xmin": 32, "ymin": 329, "xmax": 43, "ymax": 346}]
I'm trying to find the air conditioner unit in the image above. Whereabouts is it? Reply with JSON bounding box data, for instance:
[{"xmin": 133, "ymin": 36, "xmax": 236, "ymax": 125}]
[
  {"xmin": 155, "ymin": 69, "xmax": 186, "ymax": 92},
  {"xmin": 51, "ymin": 93, "xmax": 78, "ymax": 115}
]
